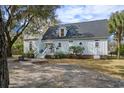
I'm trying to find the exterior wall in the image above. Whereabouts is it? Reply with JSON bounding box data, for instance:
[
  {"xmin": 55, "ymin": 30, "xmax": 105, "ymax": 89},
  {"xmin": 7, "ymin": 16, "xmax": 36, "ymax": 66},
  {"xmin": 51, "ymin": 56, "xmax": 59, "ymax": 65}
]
[
  {"xmin": 42, "ymin": 39, "xmax": 108, "ymax": 56},
  {"xmin": 24, "ymin": 37, "xmax": 108, "ymax": 58},
  {"xmin": 23, "ymin": 39, "xmax": 38, "ymax": 53},
  {"xmin": 23, "ymin": 34, "xmax": 44, "ymax": 57}
]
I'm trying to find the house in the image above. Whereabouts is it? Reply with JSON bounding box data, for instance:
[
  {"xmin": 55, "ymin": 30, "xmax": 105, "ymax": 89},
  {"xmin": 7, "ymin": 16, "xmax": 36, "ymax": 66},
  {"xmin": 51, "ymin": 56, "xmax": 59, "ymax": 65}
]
[{"xmin": 23, "ymin": 19, "xmax": 109, "ymax": 58}]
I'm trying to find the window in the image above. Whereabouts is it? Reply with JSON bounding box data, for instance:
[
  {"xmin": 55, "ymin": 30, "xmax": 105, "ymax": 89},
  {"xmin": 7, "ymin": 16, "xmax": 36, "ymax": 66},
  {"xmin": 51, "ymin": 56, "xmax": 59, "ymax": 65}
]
[
  {"xmin": 61, "ymin": 29, "xmax": 64, "ymax": 37},
  {"xmin": 56, "ymin": 47, "xmax": 59, "ymax": 50},
  {"xmin": 95, "ymin": 40, "xmax": 99, "ymax": 47},
  {"xmin": 58, "ymin": 43, "xmax": 61, "ymax": 47},
  {"xmin": 69, "ymin": 40, "xmax": 73, "ymax": 42},
  {"xmin": 95, "ymin": 42, "xmax": 99, "ymax": 47},
  {"xmin": 79, "ymin": 42, "xmax": 82, "ymax": 45},
  {"xmin": 29, "ymin": 41, "xmax": 32, "ymax": 51}
]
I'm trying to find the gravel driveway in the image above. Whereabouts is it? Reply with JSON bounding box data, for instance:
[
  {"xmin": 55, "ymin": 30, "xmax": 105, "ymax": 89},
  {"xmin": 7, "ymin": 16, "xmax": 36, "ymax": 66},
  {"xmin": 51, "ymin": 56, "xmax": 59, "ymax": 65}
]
[{"xmin": 8, "ymin": 61, "xmax": 124, "ymax": 88}]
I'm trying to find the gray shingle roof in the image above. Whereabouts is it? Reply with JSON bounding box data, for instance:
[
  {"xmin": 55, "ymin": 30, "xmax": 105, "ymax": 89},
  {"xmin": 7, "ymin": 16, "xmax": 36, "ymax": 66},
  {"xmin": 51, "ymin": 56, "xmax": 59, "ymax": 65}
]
[{"xmin": 42, "ymin": 19, "xmax": 109, "ymax": 40}]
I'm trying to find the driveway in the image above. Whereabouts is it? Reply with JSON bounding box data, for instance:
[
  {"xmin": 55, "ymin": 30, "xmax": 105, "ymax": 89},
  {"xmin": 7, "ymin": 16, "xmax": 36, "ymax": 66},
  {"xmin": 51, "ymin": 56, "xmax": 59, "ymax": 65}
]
[{"xmin": 8, "ymin": 60, "xmax": 124, "ymax": 88}]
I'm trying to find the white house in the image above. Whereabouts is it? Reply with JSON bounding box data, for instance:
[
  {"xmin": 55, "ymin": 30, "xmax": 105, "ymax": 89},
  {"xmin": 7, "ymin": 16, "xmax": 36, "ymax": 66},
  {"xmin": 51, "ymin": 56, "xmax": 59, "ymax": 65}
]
[{"xmin": 23, "ymin": 19, "xmax": 109, "ymax": 58}]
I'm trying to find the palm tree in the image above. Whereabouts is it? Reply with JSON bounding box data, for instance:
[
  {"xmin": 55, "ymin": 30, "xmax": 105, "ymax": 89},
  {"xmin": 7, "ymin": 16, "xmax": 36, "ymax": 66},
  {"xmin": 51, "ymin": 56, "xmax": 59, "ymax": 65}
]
[
  {"xmin": 109, "ymin": 11, "xmax": 124, "ymax": 59},
  {"xmin": 0, "ymin": 7, "xmax": 9, "ymax": 88}
]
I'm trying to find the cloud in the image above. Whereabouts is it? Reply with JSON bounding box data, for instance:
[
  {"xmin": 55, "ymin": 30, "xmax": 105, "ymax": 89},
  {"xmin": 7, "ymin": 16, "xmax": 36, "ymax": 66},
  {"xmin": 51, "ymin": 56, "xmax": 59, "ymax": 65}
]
[{"xmin": 56, "ymin": 5, "xmax": 124, "ymax": 24}]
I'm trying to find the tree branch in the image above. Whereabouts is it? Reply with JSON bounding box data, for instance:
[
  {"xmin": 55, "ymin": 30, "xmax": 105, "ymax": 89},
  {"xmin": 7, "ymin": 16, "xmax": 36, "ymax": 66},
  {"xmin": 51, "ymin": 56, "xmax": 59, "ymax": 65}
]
[
  {"xmin": 4, "ymin": 6, "xmax": 12, "ymax": 28},
  {"xmin": 11, "ymin": 16, "xmax": 33, "ymax": 45}
]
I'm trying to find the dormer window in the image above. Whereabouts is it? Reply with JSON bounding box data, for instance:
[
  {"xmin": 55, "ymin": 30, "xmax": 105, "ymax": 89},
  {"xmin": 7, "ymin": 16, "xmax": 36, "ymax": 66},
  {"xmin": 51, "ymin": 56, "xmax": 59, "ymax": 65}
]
[
  {"xmin": 59, "ymin": 27, "xmax": 67, "ymax": 37},
  {"xmin": 61, "ymin": 29, "xmax": 64, "ymax": 37}
]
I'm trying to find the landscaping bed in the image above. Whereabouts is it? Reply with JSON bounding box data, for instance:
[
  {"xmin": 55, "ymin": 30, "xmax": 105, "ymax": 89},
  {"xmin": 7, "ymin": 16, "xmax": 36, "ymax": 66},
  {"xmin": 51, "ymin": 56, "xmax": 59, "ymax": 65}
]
[{"xmin": 45, "ymin": 54, "xmax": 95, "ymax": 59}]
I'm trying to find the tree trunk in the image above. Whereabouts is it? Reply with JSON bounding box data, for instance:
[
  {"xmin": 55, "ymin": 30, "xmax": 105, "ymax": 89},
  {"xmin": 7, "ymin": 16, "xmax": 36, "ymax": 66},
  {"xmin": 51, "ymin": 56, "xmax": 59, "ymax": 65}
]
[
  {"xmin": 0, "ymin": 8, "xmax": 9, "ymax": 88},
  {"xmin": 7, "ymin": 45, "xmax": 12, "ymax": 57},
  {"xmin": 117, "ymin": 28, "xmax": 122, "ymax": 59},
  {"xmin": 117, "ymin": 39, "xmax": 121, "ymax": 59}
]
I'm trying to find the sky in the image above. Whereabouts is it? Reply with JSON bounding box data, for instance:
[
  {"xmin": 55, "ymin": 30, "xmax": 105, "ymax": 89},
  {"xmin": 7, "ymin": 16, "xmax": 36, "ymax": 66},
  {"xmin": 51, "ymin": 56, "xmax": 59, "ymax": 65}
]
[{"xmin": 56, "ymin": 5, "xmax": 124, "ymax": 24}]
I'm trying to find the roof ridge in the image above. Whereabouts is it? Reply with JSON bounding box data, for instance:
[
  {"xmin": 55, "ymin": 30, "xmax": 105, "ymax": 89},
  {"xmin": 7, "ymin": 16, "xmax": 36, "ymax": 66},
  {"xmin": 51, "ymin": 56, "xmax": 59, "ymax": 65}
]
[{"xmin": 59, "ymin": 19, "xmax": 108, "ymax": 25}]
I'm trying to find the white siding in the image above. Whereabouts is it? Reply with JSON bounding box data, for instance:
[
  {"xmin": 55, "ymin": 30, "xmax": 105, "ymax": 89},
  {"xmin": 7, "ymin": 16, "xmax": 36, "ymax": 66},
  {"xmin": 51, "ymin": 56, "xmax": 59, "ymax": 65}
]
[
  {"xmin": 54, "ymin": 40, "xmax": 69, "ymax": 53},
  {"xmin": 23, "ymin": 40, "xmax": 38, "ymax": 53},
  {"xmin": 24, "ymin": 38, "xmax": 108, "ymax": 58},
  {"xmin": 51, "ymin": 39, "xmax": 108, "ymax": 55},
  {"xmin": 23, "ymin": 35, "xmax": 44, "ymax": 57}
]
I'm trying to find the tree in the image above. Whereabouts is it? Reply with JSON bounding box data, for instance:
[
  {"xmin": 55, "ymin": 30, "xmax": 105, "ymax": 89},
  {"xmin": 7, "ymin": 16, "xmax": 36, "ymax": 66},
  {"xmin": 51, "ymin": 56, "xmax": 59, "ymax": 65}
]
[
  {"xmin": 24, "ymin": 16, "xmax": 58, "ymax": 35},
  {"xmin": 69, "ymin": 46, "xmax": 84, "ymax": 55},
  {"xmin": 0, "ymin": 7, "xmax": 9, "ymax": 88},
  {"xmin": 12, "ymin": 35, "xmax": 23, "ymax": 55},
  {"xmin": 109, "ymin": 11, "xmax": 124, "ymax": 59},
  {"xmin": 1, "ymin": 5, "xmax": 59, "ymax": 57}
]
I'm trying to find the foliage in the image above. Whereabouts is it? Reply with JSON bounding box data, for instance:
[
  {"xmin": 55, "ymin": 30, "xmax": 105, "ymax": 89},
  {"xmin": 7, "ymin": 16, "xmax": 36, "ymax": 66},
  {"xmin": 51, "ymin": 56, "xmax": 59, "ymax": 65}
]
[
  {"xmin": 120, "ymin": 45, "xmax": 124, "ymax": 56},
  {"xmin": 45, "ymin": 53, "xmax": 93, "ymax": 59},
  {"xmin": 12, "ymin": 36, "xmax": 23, "ymax": 55},
  {"xmin": 69, "ymin": 46, "xmax": 84, "ymax": 55},
  {"xmin": 115, "ymin": 44, "xmax": 124, "ymax": 56},
  {"xmin": 1, "ymin": 5, "xmax": 60, "ymax": 56},
  {"xmin": 45, "ymin": 55, "xmax": 55, "ymax": 59},
  {"xmin": 24, "ymin": 16, "xmax": 58, "ymax": 35},
  {"xmin": 109, "ymin": 11, "xmax": 124, "ymax": 34},
  {"xmin": 45, "ymin": 51, "xmax": 66, "ymax": 59},
  {"xmin": 23, "ymin": 50, "xmax": 35, "ymax": 58},
  {"xmin": 54, "ymin": 51, "xmax": 66, "ymax": 59},
  {"xmin": 108, "ymin": 10, "xmax": 124, "ymax": 59}
]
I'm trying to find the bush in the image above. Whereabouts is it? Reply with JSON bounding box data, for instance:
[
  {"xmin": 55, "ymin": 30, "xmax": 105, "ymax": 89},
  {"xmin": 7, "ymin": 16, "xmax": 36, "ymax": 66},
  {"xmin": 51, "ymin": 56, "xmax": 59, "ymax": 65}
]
[
  {"xmin": 69, "ymin": 46, "xmax": 84, "ymax": 55},
  {"xmin": 23, "ymin": 50, "xmax": 34, "ymax": 58},
  {"xmin": 45, "ymin": 53, "xmax": 94, "ymax": 59},
  {"xmin": 120, "ymin": 45, "xmax": 124, "ymax": 56},
  {"xmin": 54, "ymin": 51, "xmax": 66, "ymax": 59},
  {"xmin": 66, "ymin": 54, "xmax": 93, "ymax": 59},
  {"xmin": 45, "ymin": 55, "xmax": 51, "ymax": 59},
  {"xmin": 114, "ymin": 44, "xmax": 124, "ymax": 56},
  {"xmin": 45, "ymin": 55, "xmax": 55, "ymax": 59},
  {"xmin": 12, "ymin": 37, "xmax": 23, "ymax": 55},
  {"xmin": 66, "ymin": 54, "xmax": 77, "ymax": 59}
]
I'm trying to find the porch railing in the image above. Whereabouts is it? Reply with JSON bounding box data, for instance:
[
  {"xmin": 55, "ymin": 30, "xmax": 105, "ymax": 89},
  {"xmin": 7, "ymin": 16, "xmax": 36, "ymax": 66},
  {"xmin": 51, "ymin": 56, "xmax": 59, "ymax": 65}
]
[{"xmin": 39, "ymin": 47, "xmax": 48, "ymax": 58}]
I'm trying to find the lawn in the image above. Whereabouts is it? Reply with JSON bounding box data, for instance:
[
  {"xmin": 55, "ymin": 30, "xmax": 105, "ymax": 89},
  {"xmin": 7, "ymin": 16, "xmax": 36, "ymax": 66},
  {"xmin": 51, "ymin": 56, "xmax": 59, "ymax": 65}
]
[
  {"xmin": 48, "ymin": 59, "xmax": 124, "ymax": 79},
  {"xmin": 8, "ymin": 58, "xmax": 124, "ymax": 87}
]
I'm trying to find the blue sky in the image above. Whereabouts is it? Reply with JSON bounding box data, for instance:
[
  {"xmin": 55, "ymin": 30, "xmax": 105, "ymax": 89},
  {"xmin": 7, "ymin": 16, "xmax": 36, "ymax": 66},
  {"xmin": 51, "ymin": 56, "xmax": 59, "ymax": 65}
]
[{"xmin": 56, "ymin": 5, "xmax": 124, "ymax": 24}]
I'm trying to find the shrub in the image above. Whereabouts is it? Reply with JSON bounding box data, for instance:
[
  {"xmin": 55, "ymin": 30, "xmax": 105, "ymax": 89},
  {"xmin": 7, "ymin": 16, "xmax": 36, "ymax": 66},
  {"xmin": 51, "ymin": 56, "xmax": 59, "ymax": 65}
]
[
  {"xmin": 54, "ymin": 51, "xmax": 65, "ymax": 59},
  {"xmin": 120, "ymin": 45, "xmax": 124, "ymax": 56},
  {"xmin": 69, "ymin": 46, "xmax": 84, "ymax": 55},
  {"xmin": 114, "ymin": 44, "xmax": 124, "ymax": 56},
  {"xmin": 23, "ymin": 50, "xmax": 34, "ymax": 58},
  {"xmin": 45, "ymin": 55, "xmax": 55, "ymax": 59},
  {"xmin": 66, "ymin": 54, "xmax": 77, "ymax": 59},
  {"xmin": 45, "ymin": 55, "xmax": 52, "ymax": 59},
  {"xmin": 12, "ymin": 37, "xmax": 23, "ymax": 55}
]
